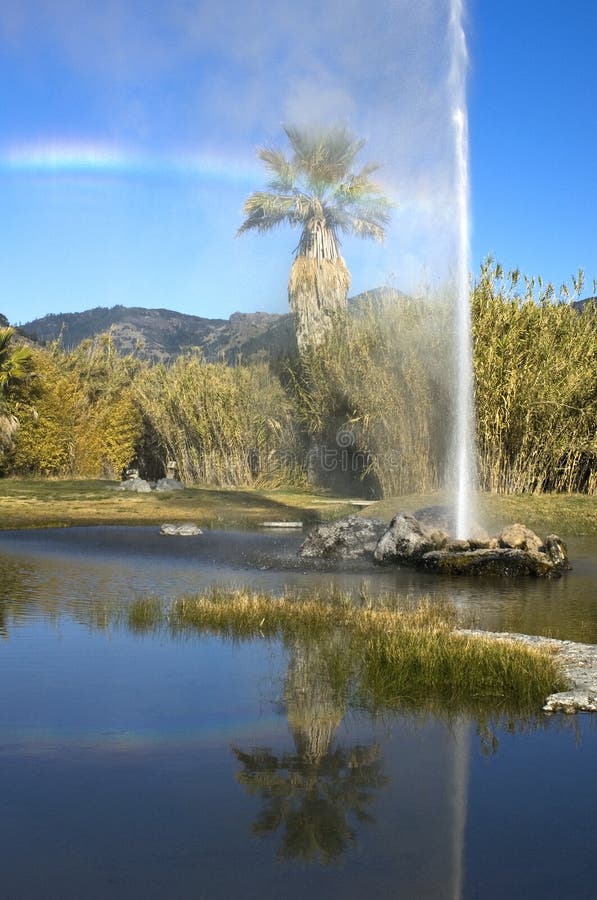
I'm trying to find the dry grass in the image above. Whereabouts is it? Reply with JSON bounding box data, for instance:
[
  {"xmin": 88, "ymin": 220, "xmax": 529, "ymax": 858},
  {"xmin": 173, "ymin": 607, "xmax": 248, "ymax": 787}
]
[
  {"xmin": 0, "ymin": 478, "xmax": 354, "ymax": 530},
  {"xmin": 127, "ymin": 587, "xmax": 567, "ymax": 712},
  {"xmin": 361, "ymin": 490, "xmax": 597, "ymax": 537}
]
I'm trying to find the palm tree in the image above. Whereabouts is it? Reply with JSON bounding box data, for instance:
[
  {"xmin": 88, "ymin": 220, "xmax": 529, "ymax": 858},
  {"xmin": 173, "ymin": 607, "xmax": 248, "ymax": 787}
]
[
  {"xmin": 238, "ymin": 125, "xmax": 392, "ymax": 351},
  {"xmin": 0, "ymin": 327, "xmax": 36, "ymax": 462}
]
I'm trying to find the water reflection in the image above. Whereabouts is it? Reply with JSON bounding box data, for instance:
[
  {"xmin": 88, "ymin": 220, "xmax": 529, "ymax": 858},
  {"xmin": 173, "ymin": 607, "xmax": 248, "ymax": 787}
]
[{"xmin": 233, "ymin": 635, "xmax": 387, "ymax": 862}]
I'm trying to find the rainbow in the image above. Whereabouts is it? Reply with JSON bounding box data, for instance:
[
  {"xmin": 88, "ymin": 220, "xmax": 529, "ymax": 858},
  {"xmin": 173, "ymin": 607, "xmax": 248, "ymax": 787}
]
[{"xmin": 0, "ymin": 140, "xmax": 261, "ymax": 184}]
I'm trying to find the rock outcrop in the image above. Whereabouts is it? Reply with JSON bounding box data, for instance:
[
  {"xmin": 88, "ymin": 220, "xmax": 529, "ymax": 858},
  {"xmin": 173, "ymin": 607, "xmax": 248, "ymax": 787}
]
[
  {"xmin": 298, "ymin": 515, "xmax": 387, "ymax": 560},
  {"xmin": 155, "ymin": 478, "xmax": 185, "ymax": 491},
  {"xmin": 299, "ymin": 508, "xmax": 570, "ymax": 577},
  {"xmin": 117, "ymin": 476, "xmax": 152, "ymax": 493},
  {"xmin": 419, "ymin": 548, "xmax": 555, "ymax": 577},
  {"xmin": 373, "ymin": 514, "xmax": 434, "ymax": 565}
]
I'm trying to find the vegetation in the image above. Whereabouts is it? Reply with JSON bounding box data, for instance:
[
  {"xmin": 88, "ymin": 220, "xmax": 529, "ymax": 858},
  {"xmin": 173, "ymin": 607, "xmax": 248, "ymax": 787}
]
[
  {"xmin": 132, "ymin": 354, "xmax": 303, "ymax": 486},
  {"xmin": 11, "ymin": 335, "xmax": 142, "ymax": 478},
  {"xmin": 365, "ymin": 490, "xmax": 597, "ymax": 538},
  {"xmin": 0, "ymin": 478, "xmax": 353, "ymax": 530},
  {"xmin": 238, "ymin": 125, "xmax": 392, "ymax": 350},
  {"xmin": 2, "ymin": 257, "xmax": 595, "ymax": 497},
  {"xmin": 288, "ymin": 290, "xmax": 452, "ymax": 496},
  {"xmin": 473, "ymin": 259, "xmax": 597, "ymax": 493},
  {"xmin": 0, "ymin": 327, "xmax": 37, "ymax": 470},
  {"xmin": 128, "ymin": 587, "xmax": 567, "ymax": 714}
]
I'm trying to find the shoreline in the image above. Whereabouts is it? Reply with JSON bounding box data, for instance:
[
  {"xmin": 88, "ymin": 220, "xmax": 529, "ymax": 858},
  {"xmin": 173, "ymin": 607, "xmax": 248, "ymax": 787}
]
[{"xmin": 462, "ymin": 629, "xmax": 597, "ymax": 713}]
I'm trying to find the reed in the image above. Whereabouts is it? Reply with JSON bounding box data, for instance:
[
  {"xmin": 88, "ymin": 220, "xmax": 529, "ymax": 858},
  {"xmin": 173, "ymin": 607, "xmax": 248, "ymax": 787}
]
[
  {"xmin": 289, "ymin": 292, "xmax": 453, "ymax": 496},
  {"xmin": 473, "ymin": 260, "xmax": 597, "ymax": 494},
  {"xmin": 11, "ymin": 335, "xmax": 142, "ymax": 478},
  {"xmin": 133, "ymin": 354, "xmax": 304, "ymax": 487}
]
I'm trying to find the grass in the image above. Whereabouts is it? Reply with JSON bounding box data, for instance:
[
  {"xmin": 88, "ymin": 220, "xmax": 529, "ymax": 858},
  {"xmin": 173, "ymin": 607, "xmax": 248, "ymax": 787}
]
[
  {"xmin": 0, "ymin": 477, "xmax": 356, "ymax": 530},
  {"xmin": 361, "ymin": 490, "xmax": 597, "ymax": 537},
  {"xmin": 127, "ymin": 587, "xmax": 568, "ymax": 714},
  {"xmin": 1, "ymin": 478, "xmax": 595, "ymax": 536}
]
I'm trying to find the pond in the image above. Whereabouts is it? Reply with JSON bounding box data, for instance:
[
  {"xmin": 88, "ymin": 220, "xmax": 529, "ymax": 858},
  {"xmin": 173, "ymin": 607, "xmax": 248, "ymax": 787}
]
[{"xmin": 1, "ymin": 526, "xmax": 596, "ymax": 899}]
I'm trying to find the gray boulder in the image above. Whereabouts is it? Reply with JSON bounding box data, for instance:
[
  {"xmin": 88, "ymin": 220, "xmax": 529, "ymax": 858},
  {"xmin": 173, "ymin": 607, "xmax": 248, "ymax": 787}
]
[
  {"xmin": 413, "ymin": 505, "xmax": 455, "ymax": 534},
  {"xmin": 413, "ymin": 505, "xmax": 489, "ymax": 545},
  {"xmin": 498, "ymin": 523, "xmax": 544, "ymax": 554},
  {"xmin": 298, "ymin": 515, "xmax": 387, "ymax": 560},
  {"xmin": 544, "ymin": 535, "xmax": 571, "ymax": 571},
  {"xmin": 155, "ymin": 478, "xmax": 185, "ymax": 491},
  {"xmin": 374, "ymin": 514, "xmax": 435, "ymax": 565},
  {"xmin": 118, "ymin": 476, "xmax": 152, "ymax": 493}
]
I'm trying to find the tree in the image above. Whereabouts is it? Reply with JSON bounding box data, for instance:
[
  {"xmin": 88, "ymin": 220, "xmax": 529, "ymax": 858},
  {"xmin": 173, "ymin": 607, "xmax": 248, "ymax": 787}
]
[
  {"xmin": 0, "ymin": 327, "xmax": 36, "ymax": 465},
  {"xmin": 238, "ymin": 125, "xmax": 392, "ymax": 351}
]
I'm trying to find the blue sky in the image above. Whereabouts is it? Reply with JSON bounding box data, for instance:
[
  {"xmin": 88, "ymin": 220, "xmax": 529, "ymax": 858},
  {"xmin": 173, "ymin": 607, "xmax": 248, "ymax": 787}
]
[{"xmin": 1, "ymin": 0, "xmax": 595, "ymax": 325}]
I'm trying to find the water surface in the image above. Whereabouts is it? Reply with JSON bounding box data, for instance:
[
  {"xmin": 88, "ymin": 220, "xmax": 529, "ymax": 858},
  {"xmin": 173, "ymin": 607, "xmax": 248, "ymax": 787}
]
[{"xmin": 1, "ymin": 526, "xmax": 596, "ymax": 899}]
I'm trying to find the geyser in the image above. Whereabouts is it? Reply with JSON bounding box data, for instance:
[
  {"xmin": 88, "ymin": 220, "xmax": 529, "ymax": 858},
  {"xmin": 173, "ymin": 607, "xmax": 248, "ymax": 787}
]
[{"xmin": 449, "ymin": 0, "xmax": 477, "ymax": 540}]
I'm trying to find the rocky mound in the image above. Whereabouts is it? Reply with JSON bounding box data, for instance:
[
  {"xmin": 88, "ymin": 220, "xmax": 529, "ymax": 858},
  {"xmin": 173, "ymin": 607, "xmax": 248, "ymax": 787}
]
[{"xmin": 298, "ymin": 509, "xmax": 570, "ymax": 577}]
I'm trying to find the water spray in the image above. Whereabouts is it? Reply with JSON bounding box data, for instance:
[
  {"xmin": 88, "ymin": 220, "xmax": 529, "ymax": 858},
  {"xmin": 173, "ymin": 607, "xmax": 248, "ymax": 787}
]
[{"xmin": 450, "ymin": 0, "xmax": 476, "ymax": 538}]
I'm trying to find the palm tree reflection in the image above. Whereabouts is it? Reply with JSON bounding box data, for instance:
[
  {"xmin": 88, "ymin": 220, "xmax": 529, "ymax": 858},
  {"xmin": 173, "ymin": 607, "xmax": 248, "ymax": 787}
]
[{"xmin": 232, "ymin": 636, "xmax": 387, "ymax": 863}]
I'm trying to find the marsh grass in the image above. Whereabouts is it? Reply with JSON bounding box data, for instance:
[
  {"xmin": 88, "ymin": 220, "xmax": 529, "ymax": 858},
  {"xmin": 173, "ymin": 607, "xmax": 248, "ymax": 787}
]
[
  {"xmin": 127, "ymin": 596, "xmax": 163, "ymax": 633},
  {"xmin": 128, "ymin": 587, "xmax": 567, "ymax": 713}
]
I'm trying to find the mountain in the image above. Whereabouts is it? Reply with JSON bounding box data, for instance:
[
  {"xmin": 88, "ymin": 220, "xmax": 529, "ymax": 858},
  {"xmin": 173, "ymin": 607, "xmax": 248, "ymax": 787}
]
[
  {"xmin": 573, "ymin": 297, "xmax": 596, "ymax": 314},
  {"xmin": 21, "ymin": 305, "xmax": 295, "ymax": 363},
  {"xmin": 19, "ymin": 287, "xmax": 415, "ymax": 362}
]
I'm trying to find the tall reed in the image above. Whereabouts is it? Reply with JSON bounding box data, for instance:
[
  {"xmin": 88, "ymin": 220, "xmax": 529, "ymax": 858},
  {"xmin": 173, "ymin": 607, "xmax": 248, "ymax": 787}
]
[
  {"xmin": 289, "ymin": 291, "xmax": 453, "ymax": 496},
  {"xmin": 473, "ymin": 260, "xmax": 597, "ymax": 493},
  {"xmin": 133, "ymin": 353, "xmax": 304, "ymax": 486}
]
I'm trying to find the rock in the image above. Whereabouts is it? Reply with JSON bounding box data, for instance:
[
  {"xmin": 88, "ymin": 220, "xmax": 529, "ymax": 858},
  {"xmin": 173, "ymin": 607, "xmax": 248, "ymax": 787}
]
[
  {"xmin": 414, "ymin": 505, "xmax": 455, "ymax": 534},
  {"xmin": 428, "ymin": 530, "xmax": 450, "ymax": 548},
  {"xmin": 374, "ymin": 514, "xmax": 435, "ymax": 565},
  {"xmin": 468, "ymin": 526, "xmax": 491, "ymax": 548},
  {"xmin": 297, "ymin": 511, "xmax": 572, "ymax": 578},
  {"xmin": 544, "ymin": 534, "xmax": 571, "ymax": 571},
  {"xmin": 498, "ymin": 523, "xmax": 544, "ymax": 554},
  {"xmin": 118, "ymin": 476, "xmax": 152, "ymax": 493},
  {"xmin": 160, "ymin": 523, "xmax": 203, "ymax": 536},
  {"xmin": 298, "ymin": 515, "xmax": 387, "ymax": 560},
  {"xmin": 155, "ymin": 477, "xmax": 185, "ymax": 491},
  {"xmin": 418, "ymin": 548, "xmax": 559, "ymax": 577},
  {"xmin": 446, "ymin": 539, "xmax": 471, "ymax": 552}
]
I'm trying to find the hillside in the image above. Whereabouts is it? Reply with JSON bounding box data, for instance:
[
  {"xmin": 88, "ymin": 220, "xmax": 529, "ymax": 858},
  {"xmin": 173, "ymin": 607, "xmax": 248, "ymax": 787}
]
[
  {"xmin": 19, "ymin": 289, "xmax": 402, "ymax": 362},
  {"xmin": 20, "ymin": 305, "xmax": 294, "ymax": 363}
]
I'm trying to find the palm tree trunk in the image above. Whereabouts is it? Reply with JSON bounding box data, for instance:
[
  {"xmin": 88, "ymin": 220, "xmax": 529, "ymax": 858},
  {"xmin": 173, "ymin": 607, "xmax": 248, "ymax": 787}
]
[{"xmin": 289, "ymin": 256, "xmax": 350, "ymax": 352}]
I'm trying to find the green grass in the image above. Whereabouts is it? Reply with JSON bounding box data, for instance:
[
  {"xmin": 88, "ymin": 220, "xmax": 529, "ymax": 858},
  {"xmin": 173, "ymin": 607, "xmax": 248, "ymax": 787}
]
[
  {"xmin": 361, "ymin": 491, "xmax": 597, "ymax": 537},
  {"xmin": 128, "ymin": 587, "xmax": 567, "ymax": 714}
]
